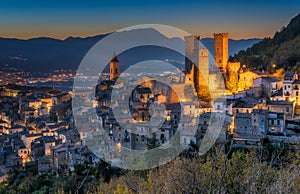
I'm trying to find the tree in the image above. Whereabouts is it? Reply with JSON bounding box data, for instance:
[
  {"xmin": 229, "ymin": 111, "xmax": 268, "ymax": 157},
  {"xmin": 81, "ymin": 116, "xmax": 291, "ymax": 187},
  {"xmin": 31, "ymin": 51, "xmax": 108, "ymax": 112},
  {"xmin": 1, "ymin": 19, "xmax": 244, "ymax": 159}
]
[
  {"xmin": 226, "ymin": 71, "xmax": 239, "ymax": 92},
  {"xmin": 147, "ymin": 133, "xmax": 160, "ymax": 150},
  {"xmin": 114, "ymin": 184, "xmax": 132, "ymax": 194}
]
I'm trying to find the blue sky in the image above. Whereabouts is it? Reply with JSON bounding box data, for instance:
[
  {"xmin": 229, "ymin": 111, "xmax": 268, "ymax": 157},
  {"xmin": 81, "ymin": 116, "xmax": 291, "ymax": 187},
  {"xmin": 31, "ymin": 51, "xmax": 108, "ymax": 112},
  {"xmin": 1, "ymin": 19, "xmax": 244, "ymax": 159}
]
[{"xmin": 0, "ymin": 0, "xmax": 299, "ymax": 39}]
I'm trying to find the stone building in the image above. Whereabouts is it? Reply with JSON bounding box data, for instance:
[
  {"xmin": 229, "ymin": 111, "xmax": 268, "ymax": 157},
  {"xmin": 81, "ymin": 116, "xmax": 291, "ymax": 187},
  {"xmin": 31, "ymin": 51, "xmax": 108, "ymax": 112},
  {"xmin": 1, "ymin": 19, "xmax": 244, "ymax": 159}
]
[
  {"xmin": 253, "ymin": 76, "xmax": 282, "ymax": 97},
  {"xmin": 266, "ymin": 100, "xmax": 294, "ymax": 119},
  {"xmin": 238, "ymin": 71, "xmax": 260, "ymax": 91},
  {"xmin": 283, "ymin": 72, "xmax": 297, "ymax": 101},
  {"xmin": 214, "ymin": 33, "xmax": 229, "ymax": 72},
  {"xmin": 292, "ymin": 79, "xmax": 300, "ymax": 105},
  {"xmin": 251, "ymin": 109, "xmax": 268, "ymax": 135},
  {"xmin": 234, "ymin": 113, "xmax": 255, "ymax": 135},
  {"xmin": 267, "ymin": 112, "xmax": 285, "ymax": 134}
]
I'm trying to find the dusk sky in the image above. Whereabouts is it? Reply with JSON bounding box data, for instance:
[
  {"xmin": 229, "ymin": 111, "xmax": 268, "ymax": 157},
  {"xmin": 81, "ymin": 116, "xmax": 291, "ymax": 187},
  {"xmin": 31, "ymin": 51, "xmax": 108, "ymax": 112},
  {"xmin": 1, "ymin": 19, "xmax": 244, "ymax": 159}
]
[{"xmin": 0, "ymin": 0, "xmax": 299, "ymax": 40}]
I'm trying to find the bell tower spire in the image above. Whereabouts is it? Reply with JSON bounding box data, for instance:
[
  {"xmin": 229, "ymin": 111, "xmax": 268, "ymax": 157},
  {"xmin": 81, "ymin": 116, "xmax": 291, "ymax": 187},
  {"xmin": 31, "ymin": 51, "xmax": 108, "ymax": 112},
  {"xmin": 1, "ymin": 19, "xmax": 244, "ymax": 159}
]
[{"xmin": 110, "ymin": 52, "xmax": 120, "ymax": 80}]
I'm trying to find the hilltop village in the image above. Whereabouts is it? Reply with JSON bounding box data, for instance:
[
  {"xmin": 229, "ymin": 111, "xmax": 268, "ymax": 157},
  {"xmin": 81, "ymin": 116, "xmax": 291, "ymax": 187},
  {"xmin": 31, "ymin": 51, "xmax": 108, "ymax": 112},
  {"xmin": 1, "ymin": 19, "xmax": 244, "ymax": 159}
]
[{"xmin": 0, "ymin": 33, "xmax": 300, "ymax": 178}]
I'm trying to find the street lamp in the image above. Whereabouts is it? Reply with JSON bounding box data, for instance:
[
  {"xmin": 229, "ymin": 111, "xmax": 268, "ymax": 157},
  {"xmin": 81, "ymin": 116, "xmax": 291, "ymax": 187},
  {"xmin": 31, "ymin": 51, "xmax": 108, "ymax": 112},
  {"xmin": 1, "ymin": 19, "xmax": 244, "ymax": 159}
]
[{"xmin": 272, "ymin": 64, "xmax": 276, "ymax": 74}]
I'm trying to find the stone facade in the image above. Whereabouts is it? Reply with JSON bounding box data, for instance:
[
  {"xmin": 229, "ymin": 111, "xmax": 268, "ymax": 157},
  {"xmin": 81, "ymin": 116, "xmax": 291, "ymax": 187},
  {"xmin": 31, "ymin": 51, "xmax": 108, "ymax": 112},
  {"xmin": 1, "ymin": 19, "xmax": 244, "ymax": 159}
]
[{"xmin": 214, "ymin": 33, "xmax": 229, "ymax": 72}]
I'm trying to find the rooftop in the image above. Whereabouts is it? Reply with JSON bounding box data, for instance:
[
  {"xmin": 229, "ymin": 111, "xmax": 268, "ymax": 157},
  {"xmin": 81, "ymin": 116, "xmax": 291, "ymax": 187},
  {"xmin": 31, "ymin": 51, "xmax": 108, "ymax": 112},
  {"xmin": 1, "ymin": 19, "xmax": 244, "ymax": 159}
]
[
  {"xmin": 252, "ymin": 109, "xmax": 269, "ymax": 114},
  {"xmin": 235, "ymin": 113, "xmax": 252, "ymax": 118},
  {"xmin": 267, "ymin": 100, "xmax": 293, "ymax": 105},
  {"xmin": 233, "ymin": 97, "xmax": 259, "ymax": 108},
  {"xmin": 293, "ymin": 80, "xmax": 300, "ymax": 84},
  {"xmin": 271, "ymin": 90, "xmax": 283, "ymax": 97},
  {"xmin": 284, "ymin": 72, "xmax": 295, "ymax": 78},
  {"xmin": 135, "ymin": 87, "xmax": 152, "ymax": 94},
  {"xmin": 111, "ymin": 54, "xmax": 119, "ymax": 63}
]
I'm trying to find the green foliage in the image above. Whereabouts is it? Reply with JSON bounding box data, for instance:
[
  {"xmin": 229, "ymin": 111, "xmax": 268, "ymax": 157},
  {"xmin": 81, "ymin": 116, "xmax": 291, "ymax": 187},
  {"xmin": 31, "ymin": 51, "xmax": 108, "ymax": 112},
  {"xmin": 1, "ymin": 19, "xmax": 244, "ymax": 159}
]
[
  {"xmin": 1, "ymin": 144, "xmax": 300, "ymax": 193},
  {"xmin": 234, "ymin": 13, "xmax": 300, "ymax": 72},
  {"xmin": 0, "ymin": 172, "xmax": 55, "ymax": 194},
  {"xmin": 147, "ymin": 133, "xmax": 160, "ymax": 150},
  {"xmin": 226, "ymin": 71, "xmax": 239, "ymax": 92},
  {"xmin": 113, "ymin": 184, "xmax": 132, "ymax": 194}
]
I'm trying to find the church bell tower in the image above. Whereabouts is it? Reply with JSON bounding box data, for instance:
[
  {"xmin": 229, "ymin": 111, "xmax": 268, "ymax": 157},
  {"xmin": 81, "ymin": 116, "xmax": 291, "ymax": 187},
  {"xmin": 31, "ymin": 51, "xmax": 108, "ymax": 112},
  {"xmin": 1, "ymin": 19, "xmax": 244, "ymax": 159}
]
[{"xmin": 110, "ymin": 53, "xmax": 120, "ymax": 81}]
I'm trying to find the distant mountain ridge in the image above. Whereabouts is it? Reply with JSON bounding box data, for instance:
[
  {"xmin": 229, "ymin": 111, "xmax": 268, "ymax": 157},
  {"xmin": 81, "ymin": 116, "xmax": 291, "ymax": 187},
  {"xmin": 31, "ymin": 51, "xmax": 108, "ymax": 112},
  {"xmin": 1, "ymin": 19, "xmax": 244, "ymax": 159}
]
[
  {"xmin": 0, "ymin": 34, "xmax": 109, "ymax": 72},
  {"xmin": 200, "ymin": 38, "xmax": 261, "ymax": 57},
  {"xmin": 0, "ymin": 30, "xmax": 261, "ymax": 73}
]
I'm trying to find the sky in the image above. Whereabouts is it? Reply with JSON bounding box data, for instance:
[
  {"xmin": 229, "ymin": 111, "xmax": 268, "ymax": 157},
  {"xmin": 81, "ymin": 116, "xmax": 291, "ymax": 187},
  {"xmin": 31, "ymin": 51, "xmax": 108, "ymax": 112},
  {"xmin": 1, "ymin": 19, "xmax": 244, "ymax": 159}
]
[{"xmin": 0, "ymin": 0, "xmax": 299, "ymax": 40}]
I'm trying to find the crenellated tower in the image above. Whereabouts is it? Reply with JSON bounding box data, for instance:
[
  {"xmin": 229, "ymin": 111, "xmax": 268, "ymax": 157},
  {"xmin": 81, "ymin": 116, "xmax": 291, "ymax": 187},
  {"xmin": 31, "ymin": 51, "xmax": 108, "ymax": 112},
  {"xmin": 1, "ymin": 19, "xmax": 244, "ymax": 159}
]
[{"xmin": 214, "ymin": 33, "xmax": 229, "ymax": 73}]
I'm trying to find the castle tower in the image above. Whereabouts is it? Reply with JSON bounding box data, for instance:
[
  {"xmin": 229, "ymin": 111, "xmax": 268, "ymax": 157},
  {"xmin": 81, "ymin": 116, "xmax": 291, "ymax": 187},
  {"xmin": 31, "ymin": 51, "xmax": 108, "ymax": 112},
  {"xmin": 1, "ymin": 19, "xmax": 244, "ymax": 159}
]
[
  {"xmin": 197, "ymin": 48, "xmax": 209, "ymax": 86},
  {"xmin": 110, "ymin": 53, "xmax": 120, "ymax": 80},
  {"xmin": 185, "ymin": 35, "xmax": 200, "ymax": 75},
  {"xmin": 185, "ymin": 63, "xmax": 195, "ymax": 84},
  {"xmin": 214, "ymin": 33, "xmax": 229, "ymax": 73}
]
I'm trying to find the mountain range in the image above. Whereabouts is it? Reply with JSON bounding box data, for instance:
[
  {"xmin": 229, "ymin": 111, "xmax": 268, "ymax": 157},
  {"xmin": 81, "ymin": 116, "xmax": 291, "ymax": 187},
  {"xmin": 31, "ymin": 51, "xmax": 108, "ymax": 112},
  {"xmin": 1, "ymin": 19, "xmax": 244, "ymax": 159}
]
[{"xmin": 0, "ymin": 30, "xmax": 261, "ymax": 73}]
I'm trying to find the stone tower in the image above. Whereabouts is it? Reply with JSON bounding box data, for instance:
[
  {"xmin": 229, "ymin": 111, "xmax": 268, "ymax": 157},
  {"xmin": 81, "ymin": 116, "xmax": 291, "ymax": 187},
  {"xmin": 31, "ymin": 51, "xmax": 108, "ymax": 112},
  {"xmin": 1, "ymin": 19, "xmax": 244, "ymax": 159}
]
[
  {"xmin": 214, "ymin": 33, "xmax": 229, "ymax": 73},
  {"xmin": 184, "ymin": 35, "xmax": 200, "ymax": 75},
  {"xmin": 184, "ymin": 36, "xmax": 210, "ymax": 97},
  {"xmin": 197, "ymin": 48, "xmax": 209, "ymax": 85},
  {"xmin": 198, "ymin": 48, "xmax": 209, "ymax": 82},
  {"xmin": 110, "ymin": 53, "xmax": 120, "ymax": 81}
]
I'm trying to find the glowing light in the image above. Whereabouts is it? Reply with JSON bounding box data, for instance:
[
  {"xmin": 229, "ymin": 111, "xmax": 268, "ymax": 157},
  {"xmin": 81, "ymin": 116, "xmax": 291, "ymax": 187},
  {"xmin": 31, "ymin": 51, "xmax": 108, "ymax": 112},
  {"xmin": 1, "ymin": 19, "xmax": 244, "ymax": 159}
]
[
  {"xmin": 116, "ymin": 142, "xmax": 121, "ymax": 153},
  {"xmin": 166, "ymin": 115, "xmax": 171, "ymax": 121}
]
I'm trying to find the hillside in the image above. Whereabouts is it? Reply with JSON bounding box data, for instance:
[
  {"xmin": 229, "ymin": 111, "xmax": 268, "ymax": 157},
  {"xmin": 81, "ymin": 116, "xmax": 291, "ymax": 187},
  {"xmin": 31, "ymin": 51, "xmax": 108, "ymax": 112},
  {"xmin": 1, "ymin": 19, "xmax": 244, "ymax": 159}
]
[{"xmin": 233, "ymin": 13, "xmax": 300, "ymax": 72}]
